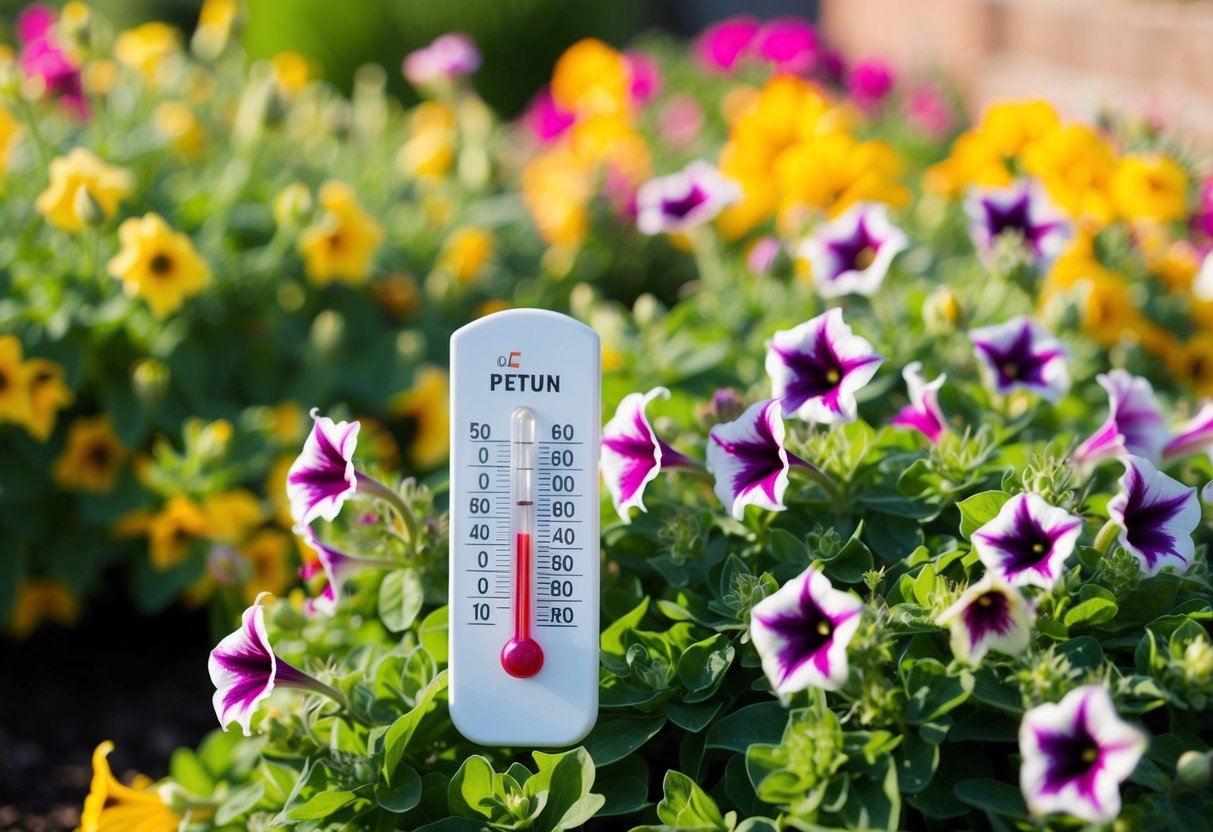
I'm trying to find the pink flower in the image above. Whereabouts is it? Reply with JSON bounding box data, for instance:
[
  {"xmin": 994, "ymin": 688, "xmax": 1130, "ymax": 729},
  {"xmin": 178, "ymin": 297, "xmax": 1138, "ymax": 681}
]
[
  {"xmin": 753, "ymin": 18, "xmax": 818, "ymax": 75},
  {"xmin": 890, "ymin": 362, "xmax": 948, "ymax": 443},
  {"xmin": 905, "ymin": 85, "xmax": 954, "ymax": 139},
  {"xmin": 695, "ymin": 16, "xmax": 760, "ymax": 73},
  {"xmin": 522, "ymin": 86, "xmax": 575, "ymax": 144},
  {"xmin": 16, "ymin": 3, "xmax": 87, "ymax": 117},
  {"xmin": 402, "ymin": 32, "xmax": 481, "ymax": 86},
  {"xmin": 658, "ymin": 94, "xmax": 704, "ymax": 152},
  {"xmin": 1193, "ymin": 177, "xmax": 1213, "ymax": 241},
  {"xmin": 847, "ymin": 59, "xmax": 895, "ymax": 110},
  {"xmin": 624, "ymin": 52, "xmax": 661, "ymax": 106}
]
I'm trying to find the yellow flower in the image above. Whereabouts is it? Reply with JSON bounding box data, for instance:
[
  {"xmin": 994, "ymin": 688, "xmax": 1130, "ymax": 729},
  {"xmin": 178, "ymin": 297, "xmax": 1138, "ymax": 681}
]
[
  {"xmin": 568, "ymin": 114, "xmax": 651, "ymax": 184},
  {"xmin": 439, "ymin": 228, "xmax": 494, "ymax": 285},
  {"xmin": 267, "ymin": 454, "xmax": 294, "ymax": 528},
  {"xmin": 373, "ymin": 273, "xmax": 421, "ymax": 320},
  {"xmin": 108, "ymin": 213, "xmax": 211, "ymax": 317},
  {"xmin": 153, "ymin": 101, "xmax": 207, "ymax": 159},
  {"xmin": 22, "ymin": 358, "xmax": 73, "ymax": 442},
  {"xmin": 978, "ymin": 99, "xmax": 1060, "ymax": 160},
  {"xmin": 114, "ymin": 22, "xmax": 181, "ymax": 79},
  {"xmin": 9, "ymin": 579, "xmax": 78, "ymax": 639},
  {"xmin": 0, "ymin": 106, "xmax": 20, "ymax": 172},
  {"xmin": 602, "ymin": 345, "xmax": 623, "ymax": 373},
  {"xmin": 201, "ymin": 489, "xmax": 264, "ymax": 545},
  {"xmin": 148, "ymin": 494, "xmax": 209, "ymax": 569},
  {"xmin": 923, "ymin": 131, "xmax": 1011, "ymax": 196},
  {"xmin": 240, "ymin": 528, "xmax": 293, "ymax": 603},
  {"xmin": 1170, "ymin": 334, "xmax": 1213, "ymax": 396},
  {"xmin": 392, "ymin": 366, "xmax": 450, "ymax": 469},
  {"xmin": 1022, "ymin": 124, "xmax": 1118, "ymax": 227},
  {"xmin": 359, "ymin": 417, "xmax": 401, "ymax": 471},
  {"xmin": 52, "ymin": 416, "xmax": 124, "ymax": 493},
  {"xmin": 271, "ymin": 51, "xmax": 311, "ymax": 99},
  {"xmin": 193, "ymin": 0, "xmax": 238, "ymax": 58},
  {"xmin": 773, "ymin": 132, "xmax": 909, "ymax": 227},
  {"xmin": 397, "ymin": 102, "xmax": 455, "ymax": 179},
  {"xmin": 83, "ymin": 59, "xmax": 119, "ymax": 96},
  {"xmin": 297, "ymin": 181, "xmax": 383, "ymax": 286},
  {"xmin": 35, "ymin": 148, "xmax": 134, "ymax": 232},
  {"xmin": 475, "ymin": 299, "xmax": 512, "ymax": 318},
  {"xmin": 0, "ymin": 335, "xmax": 32, "ymax": 425},
  {"xmin": 1112, "ymin": 154, "xmax": 1189, "ymax": 223},
  {"xmin": 80, "ymin": 741, "xmax": 181, "ymax": 832},
  {"xmin": 270, "ymin": 401, "xmax": 305, "ymax": 445},
  {"xmin": 521, "ymin": 147, "xmax": 592, "ymax": 249},
  {"xmin": 550, "ymin": 39, "xmax": 631, "ymax": 118}
]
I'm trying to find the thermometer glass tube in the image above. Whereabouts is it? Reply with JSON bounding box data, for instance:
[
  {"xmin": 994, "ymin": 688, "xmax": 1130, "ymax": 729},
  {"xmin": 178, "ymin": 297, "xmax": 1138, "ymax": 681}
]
[{"xmin": 501, "ymin": 407, "xmax": 544, "ymax": 678}]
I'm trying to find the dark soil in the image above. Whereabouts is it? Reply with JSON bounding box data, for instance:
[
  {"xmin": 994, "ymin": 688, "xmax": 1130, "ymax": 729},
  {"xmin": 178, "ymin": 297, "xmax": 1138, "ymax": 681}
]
[{"xmin": 0, "ymin": 575, "xmax": 217, "ymax": 831}]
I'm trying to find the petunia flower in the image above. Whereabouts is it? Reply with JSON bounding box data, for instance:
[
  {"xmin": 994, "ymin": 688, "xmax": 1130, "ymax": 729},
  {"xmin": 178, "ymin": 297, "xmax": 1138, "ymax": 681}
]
[
  {"xmin": 17, "ymin": 3, "xmax": 88, "ymax": 117},
  {"xmin": 752, "ymin": 18, "xmax": 818, "ymax": 75},
  {"xmin": 208, "ymin": 592, "xmax": 340, "ymax": 735},
  {"xmin": 969, "ymin": 316, "xmax": 1070, "ymax": 402},
  {"xmin": 1163, "ymin": 401, "xmax": 1213, "ymax": 461},
  {"xmin": 965, "ymin": 179, "xmax": 1070, "ymax": 268},
  {"xmin": 286, "ymin": 409, "xmax": 361, "ymax": 526},
  {"xmin": 601, "ymin": 387, "xmax": 696, "ymax": 523},
  {"xmin": 750, "ymin": 566, "xmax": 863, "ymax": 696},
  {"xmin": 936, "ymin": 573, "xmax": 1034, "ymax": 664},
  {"xmin": 303, "ymin": 584, "xmax": 337, "ymax": 618},
  {"xmin": 636, "ymin": 161, "xmax": 741, "ymax": 236},
  {"xmin": 79, "ymin": 741, "xmax": 181, "ymax": 832},
  {"xmin": 765, "ymin": 308, "xmax": 884, "ymax": 424},
  {"xmin": 847, "ymin": 59, "xmax": 895, "ymax": 111},
  {"xmin": 1073, "ymin": 370, "xmax": 1168, "ymax": 467},
  {"xmin": 624, "ymin": 51, "xmax": 661, "ymax": 105},
  {"xmin": 707, "ymin": 399, "xmax": 812, "ymax": 519},
  {"xmin": 797, "ymin": 202, "xmax": 908, "ymax": 298},
  {"xmin": 695, "ymin": 16, "xmax": 760, "ymax": 73},
  {"xmin": 971, "ymin": 493, "xmax": 1082, "ymax": 589},
  {"xmin": 402, "ymin": 32, "xmax": 481, "ymax": 86},
  {"xmin": 1019, "ymin": 685, "xmax": 1147, "ymax": 824},
  {"xmin": 522, "ymin": 86, "xmax": 576, "ymax": 144},
  {"xmin": 295, "ymin": 524, "xmax": 396, "ymax": 600},
  {"xmin": 1106, "ymin": 455, "xmax": 1199, "ymax": 576},
  {"xmin": 890, "ymin": 361, "xmax": 948, "ymax": 443}
]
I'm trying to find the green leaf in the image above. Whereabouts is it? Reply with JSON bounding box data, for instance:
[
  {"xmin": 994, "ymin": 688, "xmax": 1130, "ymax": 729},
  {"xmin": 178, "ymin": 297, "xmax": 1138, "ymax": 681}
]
[
  {"xmin": 677, "ymin": 634, "xmax": 735, "ymax": 701},
  {"xmin": 379, "ymin": 568, "xmax": 424, "ymax": 633},
  {"xmin": 419, "ymin": 605, "xmax": 449, "ymax": 664},
  {"xmin": 215, "ymin": 782, "xmax": 265, "ymax": 826},
  {"xmin": 448, "ymin": 755, "xmax": 496, "ymax": 821},
  {"xmin": 896, "ymin": 732, "xmax": 939, "ymax": 795},
  {"xmin": 286, "ymin": 790, "xmax": 358, "ymax": 820},
  {"xmin": 834, "ymin": 754, "xmax": 900, "ymax": 832},
  {"xmin": 413, "ymin": 819, "xmax": 491, "ymax": 832},
  {"xmin": 382, "ymin": 670, "xmax": 448, "ymax": 781},
  {"xmin": 656, "ymin": 770, "xmax": 729, "ymax": 830},
  {"xmin": 169, "ymin": 748, "xmax": 213, "ymax": 795},
  {"xmin": 583, "ymin": 713, "xmax": 666, "ymax": 766},
  {"xmin": 768, "ymin": 528, "xmax": 808, "ymax": 563},
  {"xmin": 902, "ymin": 658, "xmax": 974, "ymax": 724},
  {"xmin": 666, "ymin": 699, "xmax": 722, "ymax": 733},
  {"xmin": 953, "ymin": 778, "xmax": 1027, "ymax": 817},
  {"xmin": 705, "ymin": 702, "xmax": 787, "ymax": 752},
  {"xmin": 374, "ymin": 765, "xmax": 422, "ymax": 813},
  {"xmin": 957, "ymin": 491, "xmax": 1011, "ymax": 539},
  {"xmin": 821, "ymin": 522, "xmax": 873, "ymax": 584},
  {"xmin": 531, "ymin": 748, "xmax": 605, "ymax": 832}
]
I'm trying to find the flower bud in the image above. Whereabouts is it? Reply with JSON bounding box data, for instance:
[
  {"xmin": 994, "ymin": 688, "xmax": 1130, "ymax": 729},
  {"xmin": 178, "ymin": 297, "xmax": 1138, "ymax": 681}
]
[
  {"xmin": 923, "ymin": 285, "xmax": 963, "ymax": 333},
  {"xmin": 1176, "ymin": 750, "xmax": 1212, "ymax": 791},
  {"xmin": 132, "ymin": 358, "xmax": 170, "ymax": 407},
  {"xmin": 273, "ymin": 183, "xmax": 312, "ymax": 230},
  {"xmin": 73, "ymin": 185, "xmax": 106, "ymax": 228},
  {"xmin": 703, "ymin": 387, "xmax": 745, "ymax": 425}
]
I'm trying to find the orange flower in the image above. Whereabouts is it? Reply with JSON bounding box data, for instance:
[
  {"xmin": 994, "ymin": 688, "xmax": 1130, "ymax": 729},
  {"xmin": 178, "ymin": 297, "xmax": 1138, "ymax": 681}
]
[
  {"xmin": 22, "ymin": 357, "xmax": 74, "ymax": 442},
  {"xmin": 1112, "ymin": 154, "xmax": 1189, "ymax": 223},
  {"xmin": 521, "ymin": 147, "xmax": 592, "ymax": 249},
  {"xmin": 8, "ymin": 579, "xmax": 79, "ymax": 639},
  {"xmin": 1022, "ymin": 124, "xmax": 1117, "ymax": 227},
  {"xmin": 148, "ymin": 494, "xmax": 209, "ymax": 569},
  {"xmin": 550, "ymin": 39, "xmax": 631, "ymax": 118},
  {"xmin": 52, "ymin": 416, "xmax": 125, "ymax": 493},
  {"xmin": 297, "ymin": 181, "xmax": 383, "ymax": 286}
]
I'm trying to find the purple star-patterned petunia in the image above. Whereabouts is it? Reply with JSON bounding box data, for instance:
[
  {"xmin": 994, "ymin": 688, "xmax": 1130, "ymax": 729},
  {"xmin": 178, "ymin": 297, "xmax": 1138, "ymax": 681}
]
[
  {"xmin": 798, "ymin": 202, "xmax": 908, "ymax": 298},
  {"xmin": 750, "ymin": 566, "xmax": 863, "ymax": 696},
  {"xmin": 1163, "ymin": 401, "xmax": 1213, "ymax": 461},
  {"xmin": 208, "ymin": 593, "xmax": 325, "ymax": 735},
  {"xmin": 1019, "ymin": 685, "xmax": 1147, "ymax": 824},
  {"xmin": 890, "ymin": 361, "xmax": 948, "ymax": 443},
  {"xmin": 969, "ymin": 316, "xmax": 1070, "ymax": 402},
  {"xmin": 971, "ymin": 493, "xmax": 1082, "ymax": 589},
  {"xmin": 707, "ymin": 399, "xmax": 809, "ymax": 519},
  {"xmin": 765, "ymin": 308, "xmax": 884, "ymax": 425},
  {"xmin": 601, "ymin": 387, "xmax": 697, "ymax": 523},
  {"xmin": 936, "ymin": 573, "xmax": 1034, "ymax": 664},
  {"xmin": 1073, "ymin": 370, "xmax": 1168, "ymax": 468},
  {"xmin": 1106, "ymin": 455, "xmax": 1199, "ymax": 576},
  {"xmin": 636, "ymin": 160, "xmax": 741, "ymax": 236},
  {"xmin": 965, "ymin": 179, "xmax": 1070, "ymax": 268},
  {"xmin": 286, "ymin": 409, "xmax": 361, "ymax": 526}
]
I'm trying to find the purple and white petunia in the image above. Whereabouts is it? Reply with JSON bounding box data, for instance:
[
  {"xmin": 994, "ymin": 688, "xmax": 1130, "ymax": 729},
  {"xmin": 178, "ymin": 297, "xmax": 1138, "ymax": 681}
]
[
  {"xmin": 750, "ymin": 566, "xmax": 863, "ymax": 696},
  {"xmin": 286, "ymin": 409, "xmax": 360, "ymax": 526},
  {"xmin": 303, "ymin": 585, "xmax": 337, "ymax": 618},
  {"xmin": 936, "ymin": 573, "xmax": 1034, "ymax": 664},
  {"xmin": 402, "ymin": 33, "xmax": 481, "ymax": 86},
  {"xmin": 208, "ymin": 593, "xmax": 328, "ymax": 735},
  {"xmin": 1163, "ymin": 401, "xmax": 1213, "ymax": 461},
  {"xmin": 296, "ymin": 524, "xmax": 396, "ymax": 601},
  {"xmin": 1106, "ymin": 455, "xmax": 1199, "ymax": 576},
  {"xmin": 965, "ymin": 179, "xmax": 1070, "ymax": 269},
  {"xmin": 797, "ymin": 202, "xmax": 908, "ymax": 298},
  {"xmin": 969, "ymin": 317, "xmax": 1070, "ymax": 403},
  {"xmin": 890, "ymin": 361, "xmax": 948, "ymax": 443},
  {"xmin": 972, "ymin": 493, "xmax": 1082, "ymax": 589},
  {"xmin": 765, "ymin": 309, "xmax": 884, "ymax": 424},
  {"xmin": 600, "ymin": 386, "xmax": 696, "ymax": 523},
  {"xmin": 636, "ymin": 160, "xmax": 741, "ymax": 236},
  {"xmin": 1073, "ymin": 370, "xmax": 1168, "ymax": 468},
  {"xmin": 1019, "ymin": 685, "xmax": 1147, "ymax": 824},
  {"xmin": 707, "ymin": 399, "xmax": 808, "ymax": 519}
]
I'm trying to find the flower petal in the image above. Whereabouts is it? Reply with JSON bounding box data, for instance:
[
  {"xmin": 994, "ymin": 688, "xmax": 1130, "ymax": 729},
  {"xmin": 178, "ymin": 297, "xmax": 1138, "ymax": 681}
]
[
  {"xmin": 286, "ymin": 408, "xmax": 360, "ymax": 526},
  {"xmin": 798, "ymin": 202, "xmax": 908, "ymax": 298},
  {"xmin": 936, "ymin": 573, "xmax": 1034, "ymax": 664},
  {"xmin": 969, "ymin": 317, "xmax": 1070, "ymax": 402},
  {"xmin": 208, "ymin": 592, "xmax": 277, "ymax": 736},
  {"xmin": 706, "ymin": 399, "xmax": 790, "ymax": 519},
  {"xmin": 1107, "ymin": 455, "xmax": 1199, "ymax": 576},
  {"xmin": 601, "ymin": 387, "xmax": 669, "ymax": 522}
]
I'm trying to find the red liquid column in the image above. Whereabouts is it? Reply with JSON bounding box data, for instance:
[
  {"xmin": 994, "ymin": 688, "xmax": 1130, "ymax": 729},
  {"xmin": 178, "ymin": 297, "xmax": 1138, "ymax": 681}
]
[{"xmin": 501, "ymin": 407, "xmax": 544, "ymax": 678}]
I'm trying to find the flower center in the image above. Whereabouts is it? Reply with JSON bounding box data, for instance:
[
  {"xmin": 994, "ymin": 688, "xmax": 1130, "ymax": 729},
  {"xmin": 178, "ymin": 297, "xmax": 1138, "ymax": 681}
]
[
  {"xmin": 149, "ymin": 252, "xmax": 174, "ymax": 277},
  {"xmin": 1001, "ymin": 362, "xmax": 1019, "ymax": 379},
  {"xmin": 1032, "ymin": 543, "xmax": 1045, "ymax": 553},
  {"xmin": 826, "ymin": 369, "xmax": 840, "ymax": 384},
  {"xmin": 853, "ymin": 245, "xmax": 876, "ymax": 270},
  {"xmin": 1081, "ymin": 746, "xmax": 1099, "ymax": 764},
  {"xmin": 977, "ymin": 595, "xmax": 994, "ymax": 607},
  {"xmin": 87, "ymin": 442, "xmax": 112, "ymax": 469},
  {"xmin": 327, "ymin": 230, "xmax": 346, "ymax": 251},
  {"xmin": 817, "ymin": 620, "xmax": 831, "ymax": 636}
]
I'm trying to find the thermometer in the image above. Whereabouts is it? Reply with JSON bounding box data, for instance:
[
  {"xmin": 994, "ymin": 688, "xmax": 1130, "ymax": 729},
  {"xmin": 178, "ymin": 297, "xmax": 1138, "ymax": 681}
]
[{"xmin": 448, "ymin": 308, "xmax": 600, "ymax": 746}]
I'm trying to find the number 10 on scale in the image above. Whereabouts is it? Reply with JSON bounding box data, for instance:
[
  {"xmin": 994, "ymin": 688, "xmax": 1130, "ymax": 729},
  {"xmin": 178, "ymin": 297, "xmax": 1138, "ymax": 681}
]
[{"xmin": 449, "ymin": 309, "xmax": 600, "ymax": 747}]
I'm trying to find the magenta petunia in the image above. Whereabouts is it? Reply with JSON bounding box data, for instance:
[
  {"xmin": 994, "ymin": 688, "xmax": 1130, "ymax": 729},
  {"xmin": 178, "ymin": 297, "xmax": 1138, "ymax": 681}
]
[
  {"xmin": 750, "ymin": 566, "xmax": 862, "ymax": 696},
  {"xmin": 402, "ymin": 32, "xmax": 481, "ymax": 85},
  {"xmin": 600, "ymin": 386, "xmax": 695, "ymax": 523},
  {"xmin": 798, "ymin": 202, "xmax": 908, "ymax": 298},
  {"xmin": 890, "ymin": 361, "xmax": 948, "ymax": 443},
  {"xmin": 965, "ymin": 179, "xmax": 1070, "ymax": 269},
  {"xmin": 1163, "ymin": 401, "xmax": 1213, "ymax": 461},
  {"xmin": 1073, "ymin": 370, "xmax": 1168, "ymax": 468},
  {"xmin": 936, "ymin": 573, "xmax": 1034, "ymax": 664},
  {"xmin": 765, "ymin": 308, "xmax": 884, "ymax": 424},
  {"xmin": 969, "ymin": 316, "xmax": 1070, "ymax": 402},
  {"xmin": 523, "ymin": 85, "xmax": 576, "ymax": 144},
  {"xmin": 624, "ymin": 51, "xmax": 661, "ymax": 106},
  {"xmin": 695, "ymin": 16, "xmax": 761, "ymax": 73},
  {"xmin": 707, "ymin": 399, "xmax": 808, "ymax": 519},
  {"xmin": 1019, "ymin": 685, "xmax": 1147, "ymax": 824},
  {"xmin": 971, "ymin": 493, "xmax": 1082, "ymax": 589},
  {"xmin": 636, "ymin": 160, "xmax": 741, "ymax": 236},
  {"xmin": 1107, "ymin": 455, "xmax": 1199, "ymax": 576},
  {"xmin": 752, "ymin": 18, "xmax": 818, "ymax": 75},
  {"xmin": 847, "ymin": 59, "xmax": 895, "ymax": 110},
  {"xmin": 16, "ymin": 3, "xmax": 87, "ymax": 117},
  {"xmin": 286, "ymin": 409, "xmax": 360, "ymax": 526}
]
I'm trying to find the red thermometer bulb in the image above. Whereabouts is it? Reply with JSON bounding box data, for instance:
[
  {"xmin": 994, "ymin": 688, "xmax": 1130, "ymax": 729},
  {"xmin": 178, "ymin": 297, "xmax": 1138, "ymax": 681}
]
[{"xmin": 501, "ymin": 407, "xmax": 544, "ymax": 678}]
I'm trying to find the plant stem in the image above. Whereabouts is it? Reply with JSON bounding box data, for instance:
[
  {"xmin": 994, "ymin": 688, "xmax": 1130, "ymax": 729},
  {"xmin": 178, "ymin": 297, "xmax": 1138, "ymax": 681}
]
[{"xmin": 356, "ymin": 471, "xmax": 419, "ymax": 550}]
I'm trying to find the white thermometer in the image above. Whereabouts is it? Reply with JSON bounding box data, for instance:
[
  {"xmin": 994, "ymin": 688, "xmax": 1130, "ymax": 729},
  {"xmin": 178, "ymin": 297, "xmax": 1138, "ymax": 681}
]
[{"xmin": 448, "ymin": 309, "xmax": 600, "ymax": 746}]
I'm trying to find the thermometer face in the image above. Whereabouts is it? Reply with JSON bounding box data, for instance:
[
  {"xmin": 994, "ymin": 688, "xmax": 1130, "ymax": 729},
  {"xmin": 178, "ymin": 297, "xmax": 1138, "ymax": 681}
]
[{"xmin": 448, "ymin": 309, "xmax": 600, "ymax": 746}]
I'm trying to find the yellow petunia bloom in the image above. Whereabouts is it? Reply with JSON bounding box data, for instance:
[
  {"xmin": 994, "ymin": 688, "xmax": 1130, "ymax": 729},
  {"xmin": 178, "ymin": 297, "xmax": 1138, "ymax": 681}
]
[
  {"xmin": 22, "ymin": 358, "xmax": 74, "ymax": 442},
  {"xmin": 1022, "ymin": 124, "xmax": 1118, "ymax": 228},
  {"xmin": 148, "ymin": 494, "xmax": 210, "ymax": 569},
  {"xmin": 9, "ymin": 579, "xmax": 79, "ymax": 639},
  {"xmin": 35, "ymin": 148, "xmax": 134, "ymax": 233},
  {"xmin": 297, "ymin": 181, "xmax": 383, "ymax": 286},
  {"xmin": 521, "ymin": 147, "xmax": 592, "ymax": 249},
  {"xmin": 52, "ymin": 415, "xmax": 124, "ymax": 493},
  {"xmin": 201, "ymin": 489, "xmax": 264, "ymax": 545},
  {"xmin": 0, "ymin": 106, "xmax": 20, "ymax": 172},
  {"xmin": 978, "ymin": 99, "xmax": 1060, "ymax": 160},
  {"xmin": 550, "ymin": 38, "xmax": 631, "ymax": 118},
  {"xmin": 439, "ymin": 227, "xmax": 494, "ymax": 285},
  {"xmin": 392, "ymin": 366, "xmax": 450, "ymax": 469},
  {"xmin": 1170, "ymin": 334, "xmax": 1213, "ymax": 396},
  {"xmin": 1111, "ymin": 154, "xmax": 1189, "ymax": 223},
  {"xmin": 0, "ymin": 335, "xmax": 32, "ymax": 425},
  {"xmin": 114, "ymin": 22, "xmax": 181, "ymax": 79},
  {"xmin": 271, "ymin": 51, "xmax": 311, "ymax": 100},
  {"xmin": 773, "ymin": 132, "xmax": 909, "ymax": 226},
  {"xmin": 108, "ymin": 213, "xmax": 211, "ymax": 318},
  {"xmin": 193, "ymin": 0, "xmax": 238, "ymax": 58},
  {"xmin": 153, "ymin": 101, "xmax": 207, "ymax": 159},
  {"xmin": 568, "ymin": 114, "xmax": 651, "ymax": 184},
  {"xmin": 926, "ymin": 100, "xmax": 1061, "ymax": 197},
  {"xmin": 397, "ymin": 102, "xmax": 456, "ymax": 179},
  {"xmin": 241, "ymin": 528, "xmax": 293, "ymax": 603},
  {"xmin": 80, "ymin": 741, "xmax": 181, "ymax": 832}
]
